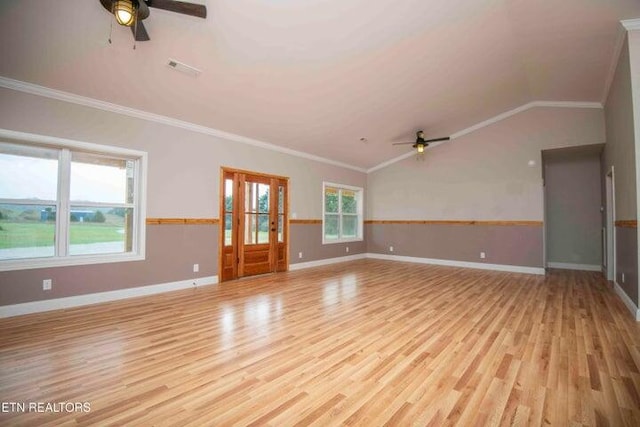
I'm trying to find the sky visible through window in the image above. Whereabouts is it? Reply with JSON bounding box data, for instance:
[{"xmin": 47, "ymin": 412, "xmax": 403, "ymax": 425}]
[
  {"xmin": 0, "ymin": 153, "xmax": 126, "ymax": 203},
  {"xmin": 0, "ymin": 154, "xmax": 58, "ymax": 200}
]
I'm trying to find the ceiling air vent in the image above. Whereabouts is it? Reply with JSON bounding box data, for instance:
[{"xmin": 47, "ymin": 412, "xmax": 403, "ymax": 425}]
[{"xmin": 167, "ymin": 59, "xmax": 202, "ymax": 77}]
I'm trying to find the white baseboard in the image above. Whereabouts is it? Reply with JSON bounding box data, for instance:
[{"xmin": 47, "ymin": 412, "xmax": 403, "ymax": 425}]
[
  {"xmin": 290, "ymin": 252, "xmax": 546, "ymax": 275},
  {"xmin": 613, "ymin": 281, "xmax": 640, "ymax": 321},
  {"xmin": 547, "ymin": 262, "xmax": 602, "ymax": 272},
  {"xmin": 0, "ymin": 275, "xmax": 218, "ymax": 318},
  {"xmin": 289, "ymin": 254, "xmax": 367, "ymax": 271},
  {"xmin": 366, "ymin": 253, "xmax": 546, "ymax": 275}
]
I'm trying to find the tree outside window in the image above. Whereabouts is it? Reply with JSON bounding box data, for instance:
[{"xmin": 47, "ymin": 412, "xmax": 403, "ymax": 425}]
[{"xmin": 322, "ymin": 183, "xmax": 363, "ymax": 244}]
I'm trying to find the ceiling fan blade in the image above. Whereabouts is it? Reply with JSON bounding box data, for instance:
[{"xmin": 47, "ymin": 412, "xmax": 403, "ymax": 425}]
[
  {"xmin": 99, "ymin": 0, "xmax": 112, "ymax": 12},
  {"xmin": 131, "ymin": 20, "xmax": 151, "ymax": 41},
  {"xmin": 423, "ymin": 137, "xmax": 450, "ymax": 143},
  {"xmin": 146, "ymin": 0, "xmax": 207, "ymax": 18},
  {"xmin": 138, "ymin": 1, "xmax": 151, "ymax": 20}
]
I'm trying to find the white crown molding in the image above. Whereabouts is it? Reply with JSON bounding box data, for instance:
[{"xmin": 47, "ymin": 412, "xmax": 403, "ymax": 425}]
[
  {"xmin": 0, "ymin": 76, "xmax": 367, "ymax": 173},
  {"xmin": 367, "ymin": 100, "xmax": 602, "ymax": 173},
  {"xmin": 0, "ymin": 76, "xmax": 603, "ymax": 176},
  {"xmin": 526, "ymin": 100, "xmax": 602, "ymax": 109},
  {"xmin": 0, "ymin": 275, "xmax": 218, "ymax": 318},
  {"xmin": 602, "ymin": 19, "xmax": 640, "ymax": 105},
  {"xmin": 366, "ymin": 151, "xmax": 417, "ymax": 174},
  {"xmin": 602, "ymin": 23, "xmax": 628, "ymax": 105},
  {"xmin": 449, "ymin": 102, "xmax": 533, "ymax": 140},
  {"xmin": 621, "ymin": 18, "xmax": 640, "ymax": 31}
]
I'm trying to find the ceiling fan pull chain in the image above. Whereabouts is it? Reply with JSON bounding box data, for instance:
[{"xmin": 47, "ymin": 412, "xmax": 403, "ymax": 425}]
[{"xmin": 108, "ymin": 18, "xmax": 113, "ymax": 44}]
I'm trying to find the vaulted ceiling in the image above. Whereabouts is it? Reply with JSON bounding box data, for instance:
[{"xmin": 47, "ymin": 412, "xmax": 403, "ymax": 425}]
[{"xmin": 1, "ymin": 0, "xmax": 639, "ymax": 170}]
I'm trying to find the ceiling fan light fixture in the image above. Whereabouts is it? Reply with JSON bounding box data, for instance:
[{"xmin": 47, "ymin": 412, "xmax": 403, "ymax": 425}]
[
  {"xmin": 392, "ymin": 130, "xmax": 449, "ymax": 155},
  {"xmin": 113, "ymin": 0, "xmax": 137, "ymax": 26}
]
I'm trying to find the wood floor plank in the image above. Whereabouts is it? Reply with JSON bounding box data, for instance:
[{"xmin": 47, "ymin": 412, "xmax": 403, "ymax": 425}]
[{"xmin": 1, "ymin": 261, "xmax": 639, "ymax": 426}]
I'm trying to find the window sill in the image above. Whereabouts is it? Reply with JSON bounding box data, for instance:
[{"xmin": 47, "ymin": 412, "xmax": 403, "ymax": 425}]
[
  {"xmin": 322, "ymin": 238, "xmax": 363, "ymax": 245},
  {"xmin": 0, "ymin": 252, "xmax": 145, "ymax": 272}
]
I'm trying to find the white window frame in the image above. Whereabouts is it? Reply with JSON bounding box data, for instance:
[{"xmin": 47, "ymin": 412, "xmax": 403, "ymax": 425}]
[
  {"xmin": 322, "ymin": 182, "xmax": 363, "ymax": 244},
  {"xmin": 0, "ymin": 129, "xmax": 147, "ymax": 272}
]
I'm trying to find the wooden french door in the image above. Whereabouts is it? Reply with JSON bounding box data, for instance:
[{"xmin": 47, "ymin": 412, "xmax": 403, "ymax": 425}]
[{"xmin": 219, "ymin": 168, "xmax": 288, "ymax": 281}]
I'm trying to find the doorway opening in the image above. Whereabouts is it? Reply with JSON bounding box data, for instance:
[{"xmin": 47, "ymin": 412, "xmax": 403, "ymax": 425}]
[
  {"xmin": 219, "ymin": 168, "xmax": 289, "ymax": 282},
  {"xmin": 542, "ymin": 144, "xmax": 604, "ymax": 271}
]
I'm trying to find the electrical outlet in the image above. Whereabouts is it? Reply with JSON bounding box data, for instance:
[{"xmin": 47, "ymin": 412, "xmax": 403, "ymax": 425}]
[
  {"xmin": 480, "ymin": 252, "xmax": 486, "ymax": 259},
  {"xmin": 346, "ymin": 246, "xmax": 349, "ymax": 253},
  {"xmin": 389, "ymin": 246, "xmax": 394, "ymax": 252},
  {"xmin": 298, "ymin": 252, "xmax": 303, "ymax": 259},
  {"xmin": 42, "ymin": 279, "xmax": 52, "ymax": 291},
  {"xmin": 193, "ymin": 263, "xmax": 199, "ymax": 273}
]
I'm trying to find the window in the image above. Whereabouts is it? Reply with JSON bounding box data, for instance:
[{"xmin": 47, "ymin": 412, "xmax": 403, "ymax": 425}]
[
  {"xmin": 323, "ymin": 182, "xmax": 363, "ymax": 244},
  {"xmin": 0, "ymin": 131, "xmax": 146, "ymax": 271}
]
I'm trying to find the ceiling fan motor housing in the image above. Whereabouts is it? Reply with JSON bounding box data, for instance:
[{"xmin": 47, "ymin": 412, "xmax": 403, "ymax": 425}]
[{"xmin": 100, "ymin": 0, "xmax": 207, "ymax": 41}]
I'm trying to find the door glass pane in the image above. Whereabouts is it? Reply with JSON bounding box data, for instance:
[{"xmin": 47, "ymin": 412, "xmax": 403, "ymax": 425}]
[
  {"xmin": 325, "ymin": 187, "xmax": 339, "ymax": 213},
  {"xmin": 224, "ymin": 213, "xmax": 232, "ymax": 246},
  {"xmin": 69, "ymin": 207, "xmax": 131, "ymax": 256},
  {"xmin": 324, "ymin": 214, "xmax": 339, "ymax": 240},
  {"xmin": 278, "ymin": 214, "xmax": 284, "ymax": 242},
  {"xmin": 245, "ymin": 182, "xmax": 257, "ymax": 213},
  {"xmin": 278, "ymin": 186, "xmax": 284, "ymax": 214},
  {"xmin": 0, "ymin": 204, "xmax": 56, "ymax": 260},
  {"xmin": 257, "ymin": 183, "xmax": 269, "ymax": 213},
  {"xmin": 71, "ymin": 154, "xmax": 131, "ymax": 204},
  {"xmin": 225, "ymin": 179, "xmax": 233, "ymax": 212},
  {"xmin": 258, "ymin": 214, "xmax": 270, "ymax": 244},
  {"xmin": 342, "ymin": 215, "xmax": 358, "ymax": 239},
  {"xmin": 342, "ymin": 190, "xmax": 357, "ymax": 214},
  {"xmin": 245, "ymin": 214, "xmax": 257, "ymax": 244}
]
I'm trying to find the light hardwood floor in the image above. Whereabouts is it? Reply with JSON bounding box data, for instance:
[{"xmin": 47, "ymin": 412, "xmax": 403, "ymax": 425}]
[{"xmin": 1, "ymin": 260, "xmax": 639, "ymax": 426}]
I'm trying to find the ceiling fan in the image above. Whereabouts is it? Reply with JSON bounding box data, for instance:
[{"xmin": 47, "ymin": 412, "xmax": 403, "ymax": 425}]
[
  {"xmin": 392, "ymin": 130, "xmax": 450, "ymax": 154},
  {"xmin": 100, "ymin": 0, "xmax": 207, "ymax": 42}
]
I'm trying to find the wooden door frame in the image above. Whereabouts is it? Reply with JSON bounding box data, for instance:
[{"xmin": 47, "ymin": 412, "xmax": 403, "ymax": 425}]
[{"xmin": 218, "ymin": 167, "xmax": 290, "ymax": 282}]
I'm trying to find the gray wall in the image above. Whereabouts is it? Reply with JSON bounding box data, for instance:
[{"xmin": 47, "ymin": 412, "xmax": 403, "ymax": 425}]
[
  {"xmin": 544, "ymin": 147, "xmax": 602, "ymax": 267},
  {"xmin": 367, "ymin": 107, "xmax": 605, "ymax": 221},
  {"xmin": 366, "ymin": 223, "xmax": 543, "ymax": 268},
  {"xmin": 0, "ymin": 224, "xmax": 217, "ymax": 305},
  {"xmin": 631, "ymin": 30, "xmax": 640, "ymax": 311},
  {"xmin": 604, "ymin": 36, "xmax": 637, "ymax": 221},
  {"xmin": 617, "ymin": 227, "xmax": 638, "ymax": 305},
  {"xmin": 366, "ymin": 106, "xmax": 605, "ymax": 269},
  {"xmin": 603, "ymin": 33, "xmax": 639, "ymax": 307},
  {"xmin": 290, "ymin": 224, "xmax": 366, "ymax": 264},
  {"xmin": 632, "ymin": 31, "xmax": 640, "ymax": 219}
]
